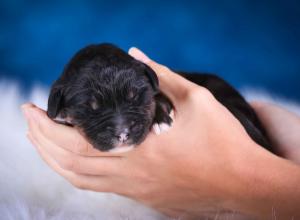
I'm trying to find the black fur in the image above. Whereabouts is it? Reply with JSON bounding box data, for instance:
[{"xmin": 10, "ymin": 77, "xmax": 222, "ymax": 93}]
[{"xmin": 47, "ymin": 43, "xmax": 271, "ymax": 152}]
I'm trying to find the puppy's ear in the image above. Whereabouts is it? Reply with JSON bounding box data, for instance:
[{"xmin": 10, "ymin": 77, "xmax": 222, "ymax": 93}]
[
  {"xmin": 47, "ymin": 84, "xmax": 65, "ymax": 119},
  {"xmin": 144, "ymin": 65, "xmax": 159, "ymax": 92}
]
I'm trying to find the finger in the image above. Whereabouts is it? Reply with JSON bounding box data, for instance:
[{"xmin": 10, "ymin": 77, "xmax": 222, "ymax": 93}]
[
  {"xmin": 22, "ymin": 103, "xmax": 93, "ymax": 154},
  {"xmin": 128, "ymin": 47, "xmax": 197, "ymax": 104},
  {"xmin": 21, "ymin": 103, "xmax": 35, "ymax": 109},
  {"xmin": 28, "ymin": 121, "xmax": 123, "ymax": 175},
  {"xmin": 22, "ymin": 104, "xmax": 126, "ymax": 157},
  {"xmin": 27, "ymin": 132, "xmax": 118, "ymax": 193}
]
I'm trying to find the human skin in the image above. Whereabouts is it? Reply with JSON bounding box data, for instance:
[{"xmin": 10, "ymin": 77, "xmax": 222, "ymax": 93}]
[
  {"xmin": 22, "ymin": 48, "xmax": 300, "ymax": 219},
  {"xmin": 251, "ymin": 102, "xmax": 300, "ymax": 165}
]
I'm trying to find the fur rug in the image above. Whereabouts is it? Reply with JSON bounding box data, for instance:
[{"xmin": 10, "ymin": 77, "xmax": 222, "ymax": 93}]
[{"xmin": 0, "ymin": 81, "xmax": 299, "ymax": 220}]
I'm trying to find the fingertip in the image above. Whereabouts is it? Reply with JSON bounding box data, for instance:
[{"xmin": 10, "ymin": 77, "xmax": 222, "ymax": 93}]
[
  {"xmin": 21, "ymin": 104, "xmax": 45, "ymax": 124},
  {"xmin": 128, "ymin": 47, "xmax": 151, "ymax": 63},
  {"xmin": 21, "ymin": 103, "xmax": 35, "ymax": 110},
  {"xmin": 128, "ymin": 47, "xmax": 138, "ymax": 55},
  {"xmin": 21, "ymin": 103, "xmax": 46, "ymax": 118}
]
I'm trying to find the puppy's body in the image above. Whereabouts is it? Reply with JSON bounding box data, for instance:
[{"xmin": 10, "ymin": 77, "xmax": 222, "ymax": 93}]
[{"xmin": 47, "ymin": 43, "xmax": 271, "ymax": 152}]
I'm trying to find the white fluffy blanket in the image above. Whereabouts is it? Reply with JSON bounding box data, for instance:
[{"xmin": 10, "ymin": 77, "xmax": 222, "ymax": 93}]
[{"xmin": 0, "ymin": 81, "xmax": 299, "ymax": 220}]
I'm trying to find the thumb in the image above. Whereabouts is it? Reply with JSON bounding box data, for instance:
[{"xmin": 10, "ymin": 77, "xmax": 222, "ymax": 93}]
[{"xmin": 128, "ymin": 47, "xmax": 196, "ymax": 105}]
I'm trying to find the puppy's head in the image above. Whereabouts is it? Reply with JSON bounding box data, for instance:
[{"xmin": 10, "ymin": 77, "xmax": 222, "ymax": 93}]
[{"xmin": 47, "ymin": 44, "xmax": 159, "ymax": 152}]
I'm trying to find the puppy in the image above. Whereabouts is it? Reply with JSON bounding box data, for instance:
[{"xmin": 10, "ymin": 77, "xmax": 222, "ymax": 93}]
[{"xmin": 47, "ymin": 43, "xmax": 271, "ymax": 152}]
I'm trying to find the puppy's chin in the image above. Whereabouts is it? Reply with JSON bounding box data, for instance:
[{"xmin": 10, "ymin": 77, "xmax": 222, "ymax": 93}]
[
  {"xmin": 108, "ymin": 140, "xmax": 137, "ymax": 153},
  {"xmin": 108, "ymin": 145, "xmax": 135, "ymax": 153}
]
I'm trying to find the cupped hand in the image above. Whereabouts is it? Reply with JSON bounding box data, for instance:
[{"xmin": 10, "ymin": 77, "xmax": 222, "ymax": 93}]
[{"xmin": 22, "ymin": 48, "xmax": 290, "ymax": 219}]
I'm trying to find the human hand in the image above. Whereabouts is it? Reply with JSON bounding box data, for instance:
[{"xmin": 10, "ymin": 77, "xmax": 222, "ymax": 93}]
[{"xmin": 22, "ymin": 48, "xmax": 300, "ymax": 219}]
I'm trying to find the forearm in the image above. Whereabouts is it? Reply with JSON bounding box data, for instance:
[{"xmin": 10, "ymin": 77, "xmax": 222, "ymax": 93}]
[
  {"xmin": 251, "ymin": 101, "xmax": 300, "ymax": 164},
  {"xmin": 233, "ymin": 146, "xmax": 300, "ymax": 218}
]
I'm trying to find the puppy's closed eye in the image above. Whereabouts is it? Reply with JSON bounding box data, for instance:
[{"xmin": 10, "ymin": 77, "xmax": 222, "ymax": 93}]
[
  {"xmin": 90, "ymin": 96, "xmax": 99, "ymax": 110},
  {"xmin": 90, "ymin": 101, "xmax": 99, "ymax": 110},
  {"xmin": 127, "ymin": 91, "xmax": 139, "ymax": 101},
  {"xmin": 127, "ymin": 91, "xmax": 135, "ymax": 99},
  {"xmin": 90, "ymin": 100, "xmax": 99, "ymax": 110}
]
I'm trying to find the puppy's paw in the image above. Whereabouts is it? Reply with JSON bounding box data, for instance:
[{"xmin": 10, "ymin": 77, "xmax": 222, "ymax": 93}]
[
  {"xmin": 152, "ymin": 123, "xmax": 171, "ymax": 135},
  {"xmin": 169, "ymin": 109, "xmax": 175, "ymax": 121},
  {"xmin": 153, "ymin": 92, "xmax": 174, "ymax": 135}
]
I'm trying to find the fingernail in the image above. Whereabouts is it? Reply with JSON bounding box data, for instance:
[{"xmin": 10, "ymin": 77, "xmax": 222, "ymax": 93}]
[{"xmin": 128, "ymin": 47, "xmax": 151, "ymax": 63}]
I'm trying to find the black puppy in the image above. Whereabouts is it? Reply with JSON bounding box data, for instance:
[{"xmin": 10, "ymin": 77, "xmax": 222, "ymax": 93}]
[{"xmin": 47, "ymin": 43, "xmax": 271, "ymax": 152}]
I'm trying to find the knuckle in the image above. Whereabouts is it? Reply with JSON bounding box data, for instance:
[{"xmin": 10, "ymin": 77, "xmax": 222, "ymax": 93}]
[
  {"xmin": 159, "ymin": 65, "xmax": 170, "ymax": 73},
  {"xmin": 60, "ymin": 156, "xmax": 77, "ymax": 171},
  {"xmin": 187, "ymin": 86, "xmax": 213, "ymax": 102},
  {"xmin": 151, "ymin": 62, "xmax": 169, "ymax": 74},
  {"xmin": 71, "ymin": 180, "xmax": 87, "ymax": 190},
  {"xmin": 55, "ymin": 143, "xmax": 86, "ymax": 173}
]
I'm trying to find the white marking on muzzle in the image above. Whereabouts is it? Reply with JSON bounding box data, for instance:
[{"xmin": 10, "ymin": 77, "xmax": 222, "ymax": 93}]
[{"xmin": 119, "ymin": 132, "xmax": 129, "ymax": 142}]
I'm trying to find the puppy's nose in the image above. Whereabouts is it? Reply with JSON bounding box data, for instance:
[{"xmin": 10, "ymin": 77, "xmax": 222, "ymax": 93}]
[{"xmin": 117, "ymin": 129, "xmax": 129, "ymax": 142}]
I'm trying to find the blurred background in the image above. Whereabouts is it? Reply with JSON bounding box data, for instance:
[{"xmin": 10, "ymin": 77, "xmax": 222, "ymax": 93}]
[{"xmin": 0, "ymin": 0, "xmax": 299, "ymax": 101}]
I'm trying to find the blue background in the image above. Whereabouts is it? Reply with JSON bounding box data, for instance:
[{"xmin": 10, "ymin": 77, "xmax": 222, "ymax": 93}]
[{"xmin": 0, "ymin": 0, "xmax": 299, "ymax": 100}]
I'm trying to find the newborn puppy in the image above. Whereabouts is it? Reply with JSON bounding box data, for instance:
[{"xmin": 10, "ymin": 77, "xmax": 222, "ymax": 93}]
[{"xmin": 47, "ymin": 43, "xmax": 271, "ymax": 152}]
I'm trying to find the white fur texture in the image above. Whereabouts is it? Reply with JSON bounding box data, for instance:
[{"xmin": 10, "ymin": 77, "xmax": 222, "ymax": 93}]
[{"xmin": 0, "ymin": 81, "xmax": 299, "ymax": 220}]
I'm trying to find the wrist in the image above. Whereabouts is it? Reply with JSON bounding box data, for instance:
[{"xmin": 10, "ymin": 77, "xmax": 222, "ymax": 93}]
[{"xmin": 228, "ymin": 143, "xmax": 300, "ymax": 218}]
